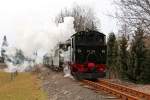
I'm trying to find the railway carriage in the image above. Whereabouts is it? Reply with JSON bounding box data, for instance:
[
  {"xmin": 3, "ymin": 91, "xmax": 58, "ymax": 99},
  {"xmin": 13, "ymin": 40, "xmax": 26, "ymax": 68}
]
[{"xmin": 43, "ymin": 30, "xmax": 107, "ymax": 80}]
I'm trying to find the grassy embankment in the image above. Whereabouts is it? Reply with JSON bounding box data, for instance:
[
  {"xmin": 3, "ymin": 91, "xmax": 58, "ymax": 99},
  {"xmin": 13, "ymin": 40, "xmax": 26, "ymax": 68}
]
[{"xmin": 0, "ymin": 71, "xmax": 47, "ymax": 100}]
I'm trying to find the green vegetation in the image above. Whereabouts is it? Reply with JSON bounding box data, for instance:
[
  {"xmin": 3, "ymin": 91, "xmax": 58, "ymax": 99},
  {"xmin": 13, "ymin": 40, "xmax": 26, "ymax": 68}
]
[
  {"xmin": 119, "ymin": 34, "xmax": 129, "ymax": 80},
  {"xmin": 107, "ymin": 32, "xmax": 119, "ymax": 78},
  {"xmin": 112, "ymin": 0, "xmax": 150, "ymax": 84},
  {"xmin": 107, "ymin": 28, "xmax": 150, "ymax": 84},
  {"xmin": 127, "ymin": 28, "xmax": 149, "ymax": 83},
  {"xmin": 0, "ymin": 71, "xmax": 47, "ymax": 100}
]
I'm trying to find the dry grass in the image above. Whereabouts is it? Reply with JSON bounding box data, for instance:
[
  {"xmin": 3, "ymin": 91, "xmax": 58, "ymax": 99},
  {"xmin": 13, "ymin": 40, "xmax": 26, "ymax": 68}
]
[{"xmin": 0, "ymin": 71, "xmax": 47, "ymax": 100}]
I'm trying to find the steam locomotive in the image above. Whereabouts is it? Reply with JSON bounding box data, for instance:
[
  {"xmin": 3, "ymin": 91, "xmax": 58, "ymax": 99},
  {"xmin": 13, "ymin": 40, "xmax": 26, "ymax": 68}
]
[{"xmin": 43, "ymin": 30, "xmax": 107, "ymax": 80}]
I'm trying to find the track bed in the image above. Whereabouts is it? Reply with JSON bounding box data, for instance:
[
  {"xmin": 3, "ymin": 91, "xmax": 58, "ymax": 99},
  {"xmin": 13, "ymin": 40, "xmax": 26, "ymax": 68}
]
[{"xmin": 37, "ymin": 65, "xmax": 119, "ymax": 100}]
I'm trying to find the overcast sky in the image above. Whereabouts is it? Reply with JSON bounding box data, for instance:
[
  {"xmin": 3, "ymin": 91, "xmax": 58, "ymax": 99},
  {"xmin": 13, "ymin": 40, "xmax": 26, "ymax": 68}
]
[{"xmin": 0, "ymin": 0, "xmax": 118, "ymax": 47}]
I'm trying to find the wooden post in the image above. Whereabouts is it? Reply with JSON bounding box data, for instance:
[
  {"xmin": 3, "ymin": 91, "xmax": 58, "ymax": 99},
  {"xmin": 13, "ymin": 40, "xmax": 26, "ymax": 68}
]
[
  {"xmin": 15, "ymin": 71, "xmax": 18, "ymax": 76},
  {"xmin": 11, "ymin": 72, "xmax": 14, "ymax": 80}
]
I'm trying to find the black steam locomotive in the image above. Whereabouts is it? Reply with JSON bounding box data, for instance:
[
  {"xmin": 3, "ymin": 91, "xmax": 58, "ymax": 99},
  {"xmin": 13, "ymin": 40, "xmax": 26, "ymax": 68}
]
[{"xmin": 43, "ymin": 30, "xmax": 107, "ymax": 80}]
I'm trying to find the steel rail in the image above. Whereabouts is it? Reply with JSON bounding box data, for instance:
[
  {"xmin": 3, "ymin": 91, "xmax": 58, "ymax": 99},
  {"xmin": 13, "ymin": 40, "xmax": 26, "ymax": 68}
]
[
  {"xmin": 82, "ymin": 80, "xmax": 149, "ymax": 100},
  {"xmin": 99, "ymin": 80, "xmax": 150, "ymax": 100}
]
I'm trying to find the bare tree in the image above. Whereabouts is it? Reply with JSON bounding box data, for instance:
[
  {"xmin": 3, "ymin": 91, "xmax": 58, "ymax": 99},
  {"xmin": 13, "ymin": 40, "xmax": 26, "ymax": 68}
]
[
  {"xmin": 55, "ymin": 8, "xmax": 70, "ymax": 24},
  {"xmin": 115, "ymin": 0, "xmax": 150, "ymax": 34},
  {"xmin": 55, "ymin": 5, "xmax": 99, "ymax": 32}
]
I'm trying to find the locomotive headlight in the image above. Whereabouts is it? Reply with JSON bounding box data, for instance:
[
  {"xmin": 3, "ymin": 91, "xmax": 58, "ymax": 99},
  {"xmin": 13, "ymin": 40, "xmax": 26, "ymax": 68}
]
[{"xmin": 102, "ymin": 50, "xmax": 105, "ymax": 53}]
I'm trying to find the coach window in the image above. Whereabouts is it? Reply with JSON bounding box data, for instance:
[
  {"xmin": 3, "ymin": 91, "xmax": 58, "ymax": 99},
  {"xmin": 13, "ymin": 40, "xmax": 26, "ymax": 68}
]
[
  {"xmin": 99, "ymin": 38, "xmax": 103, "ymax": 43},
  {"xmin": 96, "ymin": 35, "xmax": 99, "ymax": 41},
  {"xmin": 91, "ymin": 50, "xmax": 95, "ymax": 53},
  {"xmin": 77, "ymin": 49, "xmax": 81, "ymax": 53},
  {"xmin": 87, "ymin": 50, "xmax": 90, "ymax": 53}
]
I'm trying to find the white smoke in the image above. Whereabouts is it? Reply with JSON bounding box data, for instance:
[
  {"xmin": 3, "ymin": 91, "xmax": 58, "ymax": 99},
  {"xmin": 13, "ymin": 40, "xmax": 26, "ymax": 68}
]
[
  {"xmin": 16, "ymin": 17, "xmax": 75, "ymax": 56},
  {"xmin": 4, "ymin": 17, "xmax": 75, "ymax": 72},
  {"xmin": 63, "ymin": 47, "xmax": 74, "ymax": 79},
  {"xmin": 4, "ymin": 47, "xmax": 36, "ymax": 72}
]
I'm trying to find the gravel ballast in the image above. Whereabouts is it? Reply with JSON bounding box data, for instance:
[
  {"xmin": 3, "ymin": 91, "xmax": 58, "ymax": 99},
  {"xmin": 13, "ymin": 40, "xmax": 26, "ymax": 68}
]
[{"xmin": 36, "ymin": 65, "xmax": 119, "ymax": 100}]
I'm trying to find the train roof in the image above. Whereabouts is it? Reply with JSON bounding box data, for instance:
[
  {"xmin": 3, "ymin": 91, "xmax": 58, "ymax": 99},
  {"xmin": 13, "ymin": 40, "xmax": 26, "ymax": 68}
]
[{"xmin": 71, "ymin": 30, "xmax": 105, "ymax": 37}]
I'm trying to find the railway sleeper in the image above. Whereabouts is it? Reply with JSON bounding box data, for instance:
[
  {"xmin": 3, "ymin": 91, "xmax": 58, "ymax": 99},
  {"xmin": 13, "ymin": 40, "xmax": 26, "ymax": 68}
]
[
  {"xmin": 99, "ymin": 84, "xmax": 140, "ymax": 100},
  {"xmin": 99, "ymin": 80, "xmax": 150, "ymax": 100},
  {"xmin": 83, "ymin": 80, "xmax": 140, "ymax": 100}
]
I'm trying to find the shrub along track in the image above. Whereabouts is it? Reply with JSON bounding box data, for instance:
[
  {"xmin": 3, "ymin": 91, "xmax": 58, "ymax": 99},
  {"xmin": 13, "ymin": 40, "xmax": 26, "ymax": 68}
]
[{"xmin": 82, "ymin": 79, "xmax": 150, "ymax": 100}]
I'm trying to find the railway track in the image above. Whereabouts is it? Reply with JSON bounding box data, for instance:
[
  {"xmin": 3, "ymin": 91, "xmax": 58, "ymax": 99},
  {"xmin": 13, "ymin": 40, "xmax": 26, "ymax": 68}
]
[{"xmin": 82, "ymin": 79, "xmax": 150, "ymax": 100}]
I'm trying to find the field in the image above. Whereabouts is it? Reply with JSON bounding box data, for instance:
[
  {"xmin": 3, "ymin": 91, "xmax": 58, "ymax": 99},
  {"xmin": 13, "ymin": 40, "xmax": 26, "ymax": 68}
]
[{"xmin": 0, "ymin": 71, "xmax": 47, "ymax": 100}]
